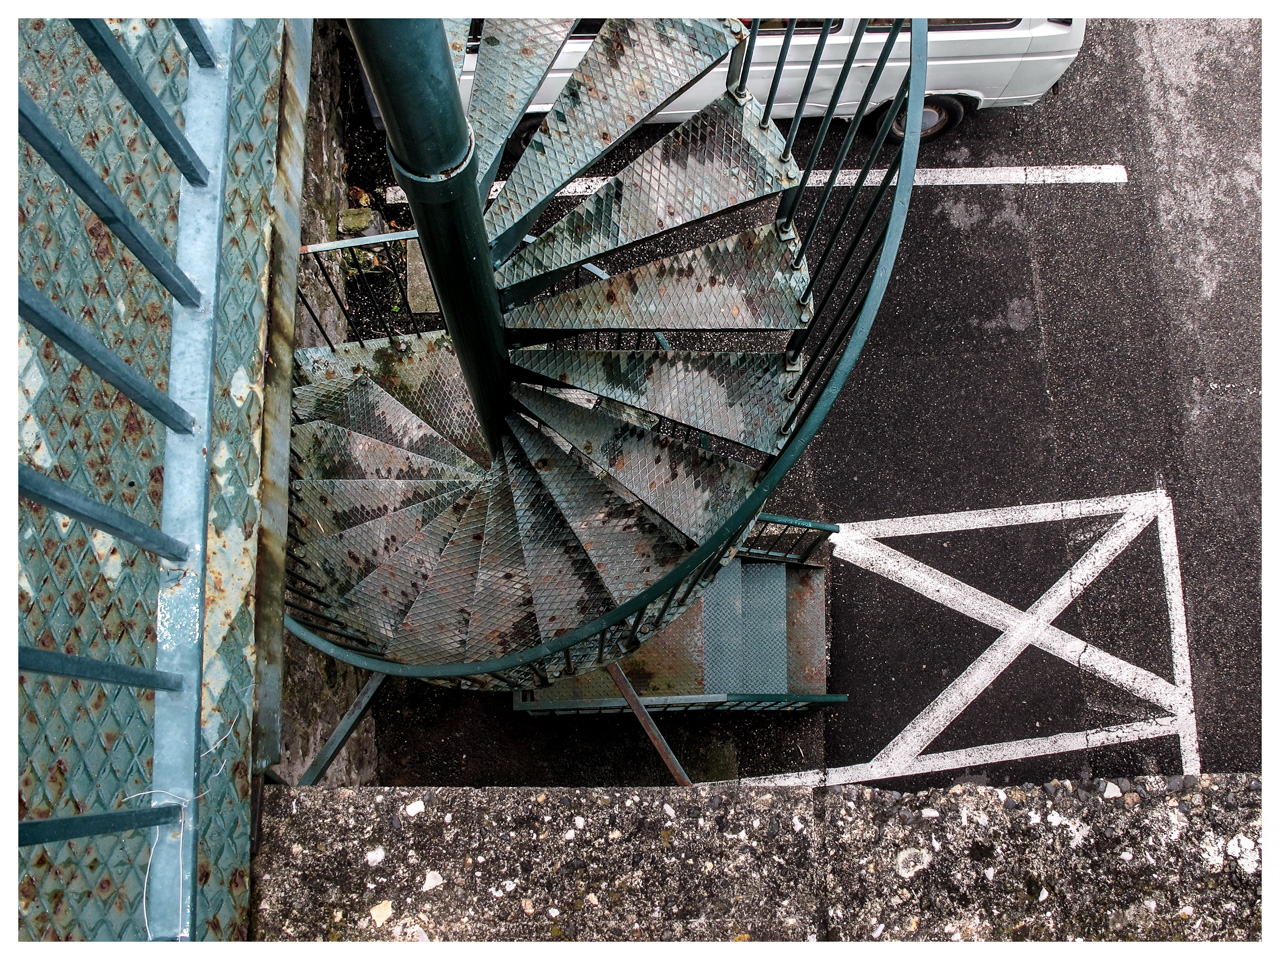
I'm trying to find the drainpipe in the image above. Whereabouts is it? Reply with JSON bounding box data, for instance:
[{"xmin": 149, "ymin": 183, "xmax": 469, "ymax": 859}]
[{"xmin": 347, "ymin": 19, "xmax": 508, "ymax": 459}]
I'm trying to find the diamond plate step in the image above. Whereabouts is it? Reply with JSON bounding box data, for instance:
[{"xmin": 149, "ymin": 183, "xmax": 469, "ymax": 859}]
[
  {"xmin": 468, "ymin": 19, "xmax": 578, "ymax": 198},
  {"xmin": 502, "ymin": 224, "xmax": 813, "ymax": 336},
  {"xmin": 510, "ymin": 348, "xmax": 800, "ymax": 453},
  {"xmin": 511, "ymin": 383, "xmax": 758, "ymax": 545},
  {"xmin": 702, "ymin": 557, "xmax": 743, "ymax": 694},
  {"xmin": 290, "ymin": 479, "xmax": 468, "ymax": 538},
  {"xmin": 466, "ymin": 453, "xmax": 540, "ymax": 659},
  {"xmin": 445, "ymin": 18, "xmax": 470, "ymax": 82},
  {"xmin": 292, "ymin": 484, "xmax": 477, "ymax": 606},
  {"xmin": 508, "ymin": 414, "xmax": 690, "ymax": 603},
  {"xmin": 484, "ymin": 18, "xmax": 739, "ymax": 261},
  {"xmin": 495, "ymin": 91, "xmax": 797, "ymax": 306},
  {"xmin": 503, "ymin": 432, "xmax": 614, "ymax": 643},
  {"xmin": 741, "ymin": 562, "xmax": 789, "ymax": 694},
  {"xmin": 335, "ymin": 487, "xmax": 477, "ymax": 650},
  {"xmin": 293, "ymin": 375, "xmax": 483, "ymax": 475},
  {"xmin": 393, "ymin": 476, "xmax": 492, "ymax": 664},
  {"xmin": 294, "ymin": 335, "xmax": 489, "ymax": 468},
  {"xmin": 291, "ymin": 421, "xmax": 476, "ymax": 482}
]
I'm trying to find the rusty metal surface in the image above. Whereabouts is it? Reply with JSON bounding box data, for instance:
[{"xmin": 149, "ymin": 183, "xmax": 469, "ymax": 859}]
[
  {"xmin": 510, "ymin": 348, "xmax": 799, "ymax": 453},
  {"xmin": 293, "ymin": 334, "xmax": 489, "ymax": 468},
  {"xmin": 291, "ymin": 421, "xmax": 476, "ymax": 481},
  {"xmin": 511, "ymin": 383, "xmax": 759, "ymax": 545},
  {"xmin": 289, "ymin": 477, "xmax": 471, "ymax": 536},
  {"xmin": 786, "ymin": 566, "xmax": 827, "ymax": 695},
  {"xmin": 292, "ymin": 375, "xmax": 482, "ymax": 474},
  {"xmin": 444, "ymin": 18, "xmax": 469, "ymax": 82},
  {"xmin": 502, "ymin": 224, "xmax": 812, "ymax": 334},
  {"xmin": 495, "ymin": 92, "xmax": 796, "ymax": 300},
  {"xmin": 508, "ymin": 415, "xmax": 691, "ymax": 603},
  {"xmin": 484, "ymin": 18, "xmax": 738, "ymax": 252},
  {"xmin": 467, "ymin": 18, "xmax": 577, "ymax": 196}
]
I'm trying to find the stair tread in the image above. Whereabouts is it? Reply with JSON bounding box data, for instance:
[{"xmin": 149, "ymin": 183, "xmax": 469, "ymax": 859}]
[
  {"xmin": 445, "ymin": 18, "xmax": 470, "ymax": 82},
  {"xmin": 484, "ymin": 18, "xmax": 738, "ymax": 259},
  {"xmin": 503, "ymin": 432, "xmax": 614, "ymax": 642},
  {"xmin": 740, "ymin": 562, "xmax": 789, "ymax": 694},
  {"xmin": 468, "ymin": 18, "xmax": 578, "ymax": 199},
  {"xmin": 702, "ymin": 557, "xmax": 744, "ymax": 694},
  {"xmin": 335, "ymin": 488, "xmax": 478, "ymax": 647},
  {"xmin": 293, "ymin": 375, "xmax": 482, "ymax": 475},
  {"xmin": 508, "ymin": 414, "xmax": 690, "ymax": 603},
  {"xmin": 495, "ymin": 92, "xmax": 796, "ymax": 302},
  {"xmin": 510, "ymin": 348, "xmax": 799, "ymax": 453},
  {"xmin": 294, "ymin": 335, "xmax": 489, "ymax": 469},
  {"xmin": 466, "ymin": 453, "xmax": 540, "ymax": 659},
  {"xmin": 292, "ymin": 421, "xmax": 478, "ymax": 482},
  {"xmin": 290, "ymin": 477, "xmax": 472, "ymax": 543},
  {"xmin": 296, "ymin": 484, "xmax": 476, "ymax": 606},
  {"xmin": 511, "ymin": 383, "xmax": 758, "ymax": 544},
  {"xmin": 392, "ymin": 477, "xmax": 493, "ymax": 664},
  {"xmin": 503, "ymin": 224, "xmax": 812, "ymax": 334}
]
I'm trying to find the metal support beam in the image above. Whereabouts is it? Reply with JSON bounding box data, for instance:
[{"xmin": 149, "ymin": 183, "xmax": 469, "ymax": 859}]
[
  {"xmin": 347, "ymin": 18, "xmax": 509, "ymax": 460},
  {"xmin": 606, "ymin": 662, "xmax": 693, "ymax": 786},
  {"xmin": 298, "ymin": 672, "xmax": 387, "ymax": 786},
  {"xmin": 19, "ymin": 647, "xmax": 185, "ymax": 692},
  {"xmin": 19, "ymin": 805, "xmax": 183, "ymax": 847}
]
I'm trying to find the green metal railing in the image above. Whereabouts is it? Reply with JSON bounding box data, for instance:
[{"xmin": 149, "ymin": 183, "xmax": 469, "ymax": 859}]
[{"xmin": 284, "ymin": 17, "xmax": 927, "ymax": 688}]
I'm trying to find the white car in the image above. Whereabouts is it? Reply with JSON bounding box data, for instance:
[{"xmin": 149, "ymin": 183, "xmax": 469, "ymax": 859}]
[{"xmin": 456, "ymin": 17, "xmax": 1086, "ymax": 149}]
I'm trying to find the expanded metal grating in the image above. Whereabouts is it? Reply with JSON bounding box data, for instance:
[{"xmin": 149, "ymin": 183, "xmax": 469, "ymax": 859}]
[
  {"xmin": 702, "ymin": 557, "xmax": 744, "ymax": 694},
  {"xmin": 740, "ymin": 561, "xmax": 789, "ymax": 694},
  {"xmin": 291, "ymin": 421, "xmax": 476, "ymax": 482}
]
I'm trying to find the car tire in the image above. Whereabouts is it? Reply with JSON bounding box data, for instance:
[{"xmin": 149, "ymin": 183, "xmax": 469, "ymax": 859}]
[
  {"xmin": 503, "ymin": 112, "xmax": 546, "ymax": 164},
  {"xmin": 883, "ymin": 95, "xmax": 966, "ymax": 144}
]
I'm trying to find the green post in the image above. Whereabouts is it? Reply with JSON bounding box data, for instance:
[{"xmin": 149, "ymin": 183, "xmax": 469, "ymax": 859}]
[{"xmin": 347, "ymin": 19, "xmax": 509, "ymax": 458}]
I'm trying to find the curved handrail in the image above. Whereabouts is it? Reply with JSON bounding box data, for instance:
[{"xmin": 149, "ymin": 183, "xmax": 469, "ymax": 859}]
[{"xmin": 287, "ymin": 18, "xmax": 928, "ymax": 680}]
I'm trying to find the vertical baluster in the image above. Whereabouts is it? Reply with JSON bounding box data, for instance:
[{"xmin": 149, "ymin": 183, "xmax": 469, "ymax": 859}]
[
  {"xmin": 779, "ymin": 19, "xmax": 833, "ymax": 164},
  {"xmin": 312, "ymin": 251, "xmax": 362, "ymax": 347},
  {"xmin": 735, "ymin": 19, "xmax": 761, "ymax": 98},
  {"xmin": 343, "ymin": 245, "xmax": 394, "ymax": 342},
  {"xmin": 760, "ymin": 19, "xmax": 796, "ymax": 128},
  {"xmin": 296, "ymin": 287, "xmax": 336, "ymax": 351}
]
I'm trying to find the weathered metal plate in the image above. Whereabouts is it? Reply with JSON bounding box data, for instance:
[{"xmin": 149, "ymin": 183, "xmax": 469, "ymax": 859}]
[
  {"xmin": 394, "ymin": 477, "xmax": 492, "ymax": 664},
  {"xmin": 291, "ymin": 421, "xmax": 476, "ymax": 482},
  {"xmin": 702, "ymin": 557, "xmax": 744, "ymax": 693},
  {"xmin": 339, "ymin": 489, "xmax": 476, "ymax": 651},
  {"xmin": 510, "ymin": 348, "xmax": 799, "ymax": 453},
  {"xmin": 502, "ymin": 224, "xmax": 812, "ymax": 334},
  {"xmin": 741, "ymin": 561, "xmax": 789, "ymax": 694},
  {"xmin": 294, "ymin": 335, "xmax": 489, "ymax": 468},
  {"xmin": 444, "ymin": 18, "xmax": 469, "ymax": 82},
  {"xmin": 289, "ymin": 477, "xmax": 469, "ymax": 536},
  {"xmin": 467, "ymin": 19, "xmax": 577, "ymax": 197},
  {"xmin": 787, "ymin": 565, "xmax": 827, "ymax": 695},
  {"xmin": 484, "ymin": 18, "xmax": 738, "ymax": 255},
  {"xmin": 466, "ymin": 453, "xmax": 541, "ymax": 659},
  {"xmin": 495, "ymin": 92, "xmax": 796, "ymax": 301},
  {"xmin": 292, "ymin": 375, "xmax": 482, "ymax": 475},
  {"xmin": 508, "ymin": 414, "xmax": 690, "ymax": 603},
  {"xmin": 511, "ymin": 383, "xmax": 759, "ymax": 545},
  {"xmin": 503, "ymin": 433, "xmax": 614, "ymax": 649}
]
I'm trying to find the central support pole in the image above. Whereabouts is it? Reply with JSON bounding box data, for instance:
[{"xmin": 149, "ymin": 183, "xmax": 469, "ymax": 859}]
[{"xmin": 348, "ymin": 19, "xmax": 509, "ymax": 459}]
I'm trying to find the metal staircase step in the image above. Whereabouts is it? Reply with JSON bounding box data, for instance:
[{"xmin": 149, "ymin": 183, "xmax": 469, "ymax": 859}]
[
  {"xmin": 335, "ymin": 488, "xmax": 477, "ymax": 648},
  {"xmin": 392, "ymin": 476, "xmax": 493, "ymax": 664},
  {"xmin": 445, "ymin": 18, "xmax": 470, "ymax": 82},
  {"xmin": 294, "ymin": 335, "xmax": 489, "ymax": 468},
  {"xmin": 740, "ymin": 562, "xmax": 789, "ymax": 694},
  {"xmin": 510, "ymin": 348, "xmax": 800, "ymax": 453},
  {"xmin": 290, "ymin": 478, "xmax": 470, "ymax": 538},
  {"xmin": 495, "ymin": 91, "xmax": 797, "ymax": 305},
  {"xmin": 466, "ymin": 453, "xmax": 540, "ymax": 659},
  {"xmin": 502, "ymin": 224, "xmax": 813, "ymax": 336},
  {"xmin": 468, "ymin": 19, "xmax": 578, "ymax": 199},
  {"xmin": 511, "ymin": 382, "xmax": 758, "ymax": 544},
  {"xmin": 293, "ymin": 376, "xmax": 483, "ymax": 475},
  {"xmin": 295, "ymin": 484, "xmax": 477, "ymax": 605},
  {"xmin": 291, "ymin": 421, "xmax": 476, "ymax": 482},
  {"xmin": 484, "ymin": 18, "xmax": 739, "ymax": 261},
  {"xmin": 507, "ymin": 414, "xmax": 690, "ymax": 603},
  {"xmin": 702, "ymin": 557, "xmax": 743, "ymax": 694},
  {"xmin": 503, "ymin": 432, "xmax": 614, "ymax": 643}
]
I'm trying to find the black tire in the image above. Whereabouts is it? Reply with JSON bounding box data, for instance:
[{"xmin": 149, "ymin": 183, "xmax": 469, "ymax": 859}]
[
  {"xmin": 502, "ymin": 112, "xmax": 546, "ymax": 164},
  {"xmin": 883, "ymin": 94, "xmax": 966, "ymax": 144}
]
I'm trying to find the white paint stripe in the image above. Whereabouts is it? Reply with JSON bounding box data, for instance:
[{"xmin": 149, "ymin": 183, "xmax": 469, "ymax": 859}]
[
  {"xmin": 480, "ymin": 164, "xmax": 1129, "ymax": 203},
  {"xmin": 841, "ymin": 490, "xmax": 1159, "ymax": 539},
  {"xmin": 1154, "ymin": 490, "xmax": 1201, "ymax": 774}
]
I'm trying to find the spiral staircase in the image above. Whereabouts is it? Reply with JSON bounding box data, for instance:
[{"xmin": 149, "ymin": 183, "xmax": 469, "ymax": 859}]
[{"xmin": 282, "ymin": 17, "xmax": 926, "ymax": 694}]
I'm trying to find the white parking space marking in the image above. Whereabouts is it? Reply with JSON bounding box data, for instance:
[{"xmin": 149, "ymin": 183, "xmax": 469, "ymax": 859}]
[
  {"xmin": 730, "ymin": 489, "xmax": 1199, "ymax": 789},
  {"xmin": 385, "ymin": 165, "xmax": 1131, "ymax": 205}
]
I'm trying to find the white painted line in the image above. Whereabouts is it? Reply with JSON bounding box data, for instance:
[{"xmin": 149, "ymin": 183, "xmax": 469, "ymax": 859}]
[
  {"xmin": 1155, "ymin": 491, "xmax": 1201, "ymax": 774},
  {"xmin": 461, "ymin": 164, "xmax": 1130, "ymax": 205}
]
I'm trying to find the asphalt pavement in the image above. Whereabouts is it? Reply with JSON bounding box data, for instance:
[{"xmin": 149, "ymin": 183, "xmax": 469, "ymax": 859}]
[{"xmin": 372, "ymin": 19, "xmax": 1260, "ymax": 789}]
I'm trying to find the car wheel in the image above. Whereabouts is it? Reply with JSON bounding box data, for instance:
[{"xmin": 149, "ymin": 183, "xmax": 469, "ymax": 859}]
[
  {"xmin": 503, "ymin": 112, "xmax": 546, "ymax": 164},
  {"xmin": 885, "ymin": 95, "xmax": 966, "ymax": 144}
]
